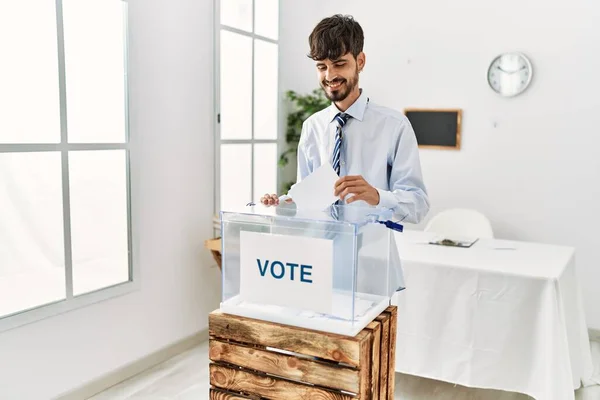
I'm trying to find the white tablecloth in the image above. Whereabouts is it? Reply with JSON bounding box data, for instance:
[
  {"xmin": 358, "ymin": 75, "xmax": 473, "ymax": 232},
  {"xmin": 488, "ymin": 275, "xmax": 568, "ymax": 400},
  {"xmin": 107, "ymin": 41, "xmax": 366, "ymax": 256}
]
[{"xmin": 392, "ymin": 231, "xmax": 598, "ymax": 400}]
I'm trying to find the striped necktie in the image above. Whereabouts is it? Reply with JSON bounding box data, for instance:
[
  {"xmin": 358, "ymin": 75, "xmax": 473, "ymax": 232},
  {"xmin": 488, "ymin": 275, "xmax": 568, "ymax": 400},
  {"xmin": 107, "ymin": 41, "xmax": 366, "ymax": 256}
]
[{"xmin": 332, "ymin": 112, "xmax": 351, "ymax": 176}]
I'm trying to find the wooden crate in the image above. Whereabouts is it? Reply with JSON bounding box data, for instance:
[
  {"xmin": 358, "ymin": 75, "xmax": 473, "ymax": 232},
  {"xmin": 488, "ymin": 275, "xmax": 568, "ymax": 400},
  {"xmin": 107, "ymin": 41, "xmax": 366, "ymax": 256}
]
[{"xmin": 208, "ymin": 306, "xmax": 398, "ymax": 399}]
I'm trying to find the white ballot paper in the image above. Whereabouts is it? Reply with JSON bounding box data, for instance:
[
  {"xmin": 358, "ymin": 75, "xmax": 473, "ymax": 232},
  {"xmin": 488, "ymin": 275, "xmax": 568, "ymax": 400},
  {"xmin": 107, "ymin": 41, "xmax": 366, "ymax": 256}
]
[{"xmin": 287, "ymin": 163, "xmax": 339, "ymax": 210}]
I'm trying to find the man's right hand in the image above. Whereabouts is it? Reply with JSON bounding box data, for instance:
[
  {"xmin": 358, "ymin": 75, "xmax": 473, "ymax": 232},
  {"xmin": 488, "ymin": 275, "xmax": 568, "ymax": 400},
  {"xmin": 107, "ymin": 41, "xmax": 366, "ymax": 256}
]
[{"xmin": 260, "ymin": 193, "xmax": 280, "ymax": 206}]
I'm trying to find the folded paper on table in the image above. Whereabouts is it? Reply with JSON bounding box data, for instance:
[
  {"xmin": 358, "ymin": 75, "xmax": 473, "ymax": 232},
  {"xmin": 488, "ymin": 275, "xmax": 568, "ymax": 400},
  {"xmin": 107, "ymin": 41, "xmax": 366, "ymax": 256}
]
[{"xmin": 428, "ymin": 235, "xmax": 479, "ymax": 248}]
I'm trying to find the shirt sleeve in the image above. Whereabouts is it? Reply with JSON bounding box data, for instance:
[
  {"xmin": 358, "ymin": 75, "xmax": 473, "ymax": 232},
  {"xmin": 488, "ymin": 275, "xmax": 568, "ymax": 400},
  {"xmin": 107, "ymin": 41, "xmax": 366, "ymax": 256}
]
[
  {"xmin": 279, "ymin": 121, "xmax": 313, "ymax": 203},
  {"xmin": 376, "ymin": 118, "xmax": 430, "ymax": 224},
  {"xmin": 296, "ymin": 121, "xmax": 313, "ymax": 183}
]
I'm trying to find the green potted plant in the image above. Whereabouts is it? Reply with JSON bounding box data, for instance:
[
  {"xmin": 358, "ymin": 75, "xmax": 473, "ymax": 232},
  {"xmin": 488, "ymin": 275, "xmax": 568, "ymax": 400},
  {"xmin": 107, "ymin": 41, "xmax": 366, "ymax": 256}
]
[{"xmin": 279, "ymin": 88, "xmax": 330, "ymax": 193}]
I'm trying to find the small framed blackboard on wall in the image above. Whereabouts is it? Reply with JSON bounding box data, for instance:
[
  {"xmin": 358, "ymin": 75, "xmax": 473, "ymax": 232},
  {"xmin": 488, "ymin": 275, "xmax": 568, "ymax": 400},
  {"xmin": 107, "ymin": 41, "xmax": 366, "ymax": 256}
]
[{"xmin": 404, "ymin": 108, "xmax": 462, "ymax": 150}]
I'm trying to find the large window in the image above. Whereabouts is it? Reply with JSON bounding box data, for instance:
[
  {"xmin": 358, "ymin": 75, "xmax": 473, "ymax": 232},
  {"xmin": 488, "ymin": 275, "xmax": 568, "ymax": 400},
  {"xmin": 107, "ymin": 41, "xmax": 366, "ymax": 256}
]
[
  {"xmin": 0, "ymin": 0, "xmax": 132, "ymax": 329},
  {"xmin": 215, "ymin": 0, "xmax": 280, "ymax": 213}
]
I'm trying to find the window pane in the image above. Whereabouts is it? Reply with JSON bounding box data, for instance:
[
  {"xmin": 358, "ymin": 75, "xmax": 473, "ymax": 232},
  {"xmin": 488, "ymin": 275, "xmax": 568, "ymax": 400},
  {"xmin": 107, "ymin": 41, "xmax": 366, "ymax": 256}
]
[
  {"xmin": 220, "ymin": 30, "xmax": 252, "ymax": 140},
  {"xmin": 253, "ymin": 143, "xmax": 277, "ymax": 199},
  {"xmin": 69, "ymin": 150, "xmax": 129, "ymax": 295},
  {"xmin": 253, "ymin": 40, "xmax": 278, "ymax": 139},
  {"xmin": 220, "ymin": 0, "xmax": 252, "ymax": 32},
  {"xmin": 255, "ymin": 0, "xmax": 278, "ymax": 40},
  {"xmin": 0, "ymin": 152, "xmax": 65, "ymax": 318},
  {"xmin": 0, "ymin": 0, "xmax": 61, "ymax": 144},
  {"xmin": 62, "ymin": 0, "xmax": 127, "ymax": 143},
  {"xmin": 221, "ymin": 144, "xmax": 251, "ymax": 211}
]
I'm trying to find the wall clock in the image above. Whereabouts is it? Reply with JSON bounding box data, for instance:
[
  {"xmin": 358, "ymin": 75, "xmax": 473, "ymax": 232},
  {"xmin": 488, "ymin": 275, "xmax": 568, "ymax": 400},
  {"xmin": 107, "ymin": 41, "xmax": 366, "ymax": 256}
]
[{"xmin": 487, "ymin": 52, "xmax": 533, "ymax": 97}]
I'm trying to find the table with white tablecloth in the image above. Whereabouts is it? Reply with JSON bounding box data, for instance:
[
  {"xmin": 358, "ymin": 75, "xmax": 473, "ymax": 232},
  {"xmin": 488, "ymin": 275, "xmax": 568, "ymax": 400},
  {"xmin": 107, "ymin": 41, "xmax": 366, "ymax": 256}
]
[{"xmin": 392, "ymin": 230, "xmax": 599, "ymax": 400}]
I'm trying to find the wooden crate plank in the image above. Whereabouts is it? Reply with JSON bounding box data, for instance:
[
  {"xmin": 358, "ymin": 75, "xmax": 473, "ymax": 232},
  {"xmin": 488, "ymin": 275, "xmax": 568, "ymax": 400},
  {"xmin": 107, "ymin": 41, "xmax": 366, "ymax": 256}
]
[
  {"xmin": 357, "ymin": 329, "xmax": 371, "ymax": 400},
  {"xmin": 375, "ymin": 312, "xmax": 391, "ymax": 400},
  {"xmin": 209, "ymin": 310, "xmax": 362, "ymax": 367},
  {"xmin": 385, "ymin": 306, "xmax": 398, "ymax": 400},
  {"xmin": 364, "ymin": 321, "xmax": 381, "ymax": 400},
  {"xmin": 209, "ymin": 339, "xmax": 360, "ymax": 393},
  {"xmin": 210, "ymin": 363, "xmax": 356, "ymax": 400},
  {"xmin": 209, "ymin": 388, "xmax": 253, "ymax": 399}
]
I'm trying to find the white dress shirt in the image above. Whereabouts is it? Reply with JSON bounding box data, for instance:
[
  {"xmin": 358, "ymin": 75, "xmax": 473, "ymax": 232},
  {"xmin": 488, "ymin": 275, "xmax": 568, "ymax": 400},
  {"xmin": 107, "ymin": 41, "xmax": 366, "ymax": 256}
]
[{"xmin": 294, "ymin": 89, "xmax": 430, "ymax": 224}]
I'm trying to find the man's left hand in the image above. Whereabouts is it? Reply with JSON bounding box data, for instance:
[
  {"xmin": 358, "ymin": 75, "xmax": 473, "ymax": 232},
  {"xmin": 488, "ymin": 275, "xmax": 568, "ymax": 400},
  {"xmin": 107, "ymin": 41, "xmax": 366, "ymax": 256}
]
[{"xmin": 334, "ymin": 175, "xmax": 380, "ymax": 205}]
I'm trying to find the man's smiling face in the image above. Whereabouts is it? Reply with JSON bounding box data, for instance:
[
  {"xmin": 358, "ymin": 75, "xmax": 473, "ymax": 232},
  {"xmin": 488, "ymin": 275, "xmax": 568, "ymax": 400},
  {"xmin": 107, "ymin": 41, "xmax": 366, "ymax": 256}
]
[{"xmin": 316, "ymin": 52, "xmax": 364, "ymax": 102}]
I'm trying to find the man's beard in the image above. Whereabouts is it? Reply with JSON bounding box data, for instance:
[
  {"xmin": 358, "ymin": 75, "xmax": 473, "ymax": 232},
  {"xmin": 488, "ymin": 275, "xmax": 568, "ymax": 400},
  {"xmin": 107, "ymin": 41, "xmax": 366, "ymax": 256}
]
[{"xmin": 321, "ymin": 70, "xmax": 359, "ymax": 102}]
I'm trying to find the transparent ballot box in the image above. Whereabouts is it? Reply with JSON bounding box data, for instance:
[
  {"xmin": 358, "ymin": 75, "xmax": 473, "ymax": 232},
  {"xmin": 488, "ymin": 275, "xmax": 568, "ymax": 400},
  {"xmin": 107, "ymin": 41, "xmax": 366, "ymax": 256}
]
[{"xmin": 219, "ymin": 204, "xmax": 403, "ymax": 336}]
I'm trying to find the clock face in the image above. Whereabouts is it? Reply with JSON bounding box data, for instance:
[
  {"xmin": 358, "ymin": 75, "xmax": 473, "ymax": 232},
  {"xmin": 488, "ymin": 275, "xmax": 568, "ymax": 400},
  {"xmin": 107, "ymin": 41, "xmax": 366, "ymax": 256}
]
[{"xmin": 487, "ymin": 52, "xmax": 532, "ymax": 97}]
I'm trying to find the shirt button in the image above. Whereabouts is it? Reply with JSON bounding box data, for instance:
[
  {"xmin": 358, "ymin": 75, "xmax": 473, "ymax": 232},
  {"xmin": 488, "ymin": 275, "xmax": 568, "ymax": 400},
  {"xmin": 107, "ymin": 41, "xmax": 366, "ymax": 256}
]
[{"xmin": 341, "ymin": 161, "xmax": 345, "ymax": 166}]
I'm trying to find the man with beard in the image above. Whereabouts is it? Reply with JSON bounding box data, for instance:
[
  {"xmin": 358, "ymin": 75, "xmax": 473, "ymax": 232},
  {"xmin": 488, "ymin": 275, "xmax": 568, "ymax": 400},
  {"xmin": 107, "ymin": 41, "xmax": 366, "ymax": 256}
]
[{"xmin": 261, "ymin": 14, "xmax": 429, "ymax": 224}]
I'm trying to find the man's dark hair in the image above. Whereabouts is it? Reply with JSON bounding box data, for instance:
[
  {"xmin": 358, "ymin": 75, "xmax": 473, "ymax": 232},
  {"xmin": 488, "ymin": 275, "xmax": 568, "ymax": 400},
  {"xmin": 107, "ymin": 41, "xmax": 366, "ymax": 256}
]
[{"xmin": 308, "ymin": 14, "xmax": 364, "ymax": 61}]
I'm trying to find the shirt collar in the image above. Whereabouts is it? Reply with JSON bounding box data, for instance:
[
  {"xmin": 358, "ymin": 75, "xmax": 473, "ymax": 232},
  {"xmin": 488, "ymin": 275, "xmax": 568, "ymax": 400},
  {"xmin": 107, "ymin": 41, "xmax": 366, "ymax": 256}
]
[{"xmin": 328, "ymin": 88, "xmax": 368, "ymax": 123}]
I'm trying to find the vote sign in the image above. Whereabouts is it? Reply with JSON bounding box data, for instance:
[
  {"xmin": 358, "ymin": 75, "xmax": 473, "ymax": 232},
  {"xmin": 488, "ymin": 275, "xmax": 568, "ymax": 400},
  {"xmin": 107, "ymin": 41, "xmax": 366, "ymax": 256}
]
[{"xmin": 239, "ymin": 231, "xmax": 333, "ymax": 315}]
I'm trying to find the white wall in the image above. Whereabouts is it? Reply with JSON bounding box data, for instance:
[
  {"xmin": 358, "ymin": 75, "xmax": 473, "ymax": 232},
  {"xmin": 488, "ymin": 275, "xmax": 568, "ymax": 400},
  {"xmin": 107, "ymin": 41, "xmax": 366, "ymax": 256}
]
[
  {"xmin": 280, "ymin": 0, "xmax": 600, "ymax": 329},
  {"xmin": 0, "ymin": 0, "xmax": 220, "ymax": 398}
]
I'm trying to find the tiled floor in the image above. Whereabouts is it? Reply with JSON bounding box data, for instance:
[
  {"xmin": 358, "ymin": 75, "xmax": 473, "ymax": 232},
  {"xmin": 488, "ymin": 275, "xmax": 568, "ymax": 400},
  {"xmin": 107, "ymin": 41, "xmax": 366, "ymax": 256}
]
[{"xmin": 90, "ymin": 341, "xmax": 600, "ymax": 400}]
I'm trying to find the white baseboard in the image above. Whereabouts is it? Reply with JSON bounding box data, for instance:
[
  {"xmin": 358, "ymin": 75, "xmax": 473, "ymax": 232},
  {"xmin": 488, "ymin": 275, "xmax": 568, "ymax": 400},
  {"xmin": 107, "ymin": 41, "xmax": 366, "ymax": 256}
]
[{"xmin": 55, "ymin": 329, "xmax": 209, "ymax": 400}]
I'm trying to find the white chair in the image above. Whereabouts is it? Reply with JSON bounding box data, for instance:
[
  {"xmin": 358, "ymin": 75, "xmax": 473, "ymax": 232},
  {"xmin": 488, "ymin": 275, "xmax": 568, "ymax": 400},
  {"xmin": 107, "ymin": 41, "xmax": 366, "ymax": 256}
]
[{"xmin": 424, "ymin": 208, "xmax": 494, "ymax": 238}]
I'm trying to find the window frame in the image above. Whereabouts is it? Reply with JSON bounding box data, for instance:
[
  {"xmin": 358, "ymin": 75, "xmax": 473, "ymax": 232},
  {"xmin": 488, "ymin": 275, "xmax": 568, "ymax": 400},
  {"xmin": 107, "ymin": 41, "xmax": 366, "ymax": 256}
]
[
  {"xmin": 0, "ymin": 0, "xmax": 138, "ymax": 333},
  {"xmin": 213, "ymin": 0, "xmax": 281, "ymax": 222}
]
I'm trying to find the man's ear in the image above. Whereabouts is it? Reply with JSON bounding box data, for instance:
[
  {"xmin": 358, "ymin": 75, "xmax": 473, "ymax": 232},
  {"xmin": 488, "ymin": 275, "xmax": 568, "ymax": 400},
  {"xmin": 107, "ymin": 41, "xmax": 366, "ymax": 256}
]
[{"xmin": 357, "ymin": 52, "xmax": 366, "ymax": 72}]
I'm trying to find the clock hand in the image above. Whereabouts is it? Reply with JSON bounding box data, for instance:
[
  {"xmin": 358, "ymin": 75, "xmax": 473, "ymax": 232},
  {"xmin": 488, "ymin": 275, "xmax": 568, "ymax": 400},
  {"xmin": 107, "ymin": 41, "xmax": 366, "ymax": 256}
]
[
  {"xmin": 497, "ymin": 65, "xmax": 527, "ymax": 74},
  {"xmin": 509, "ymin": 66, "xmax": 527, "ymax": 74}
]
